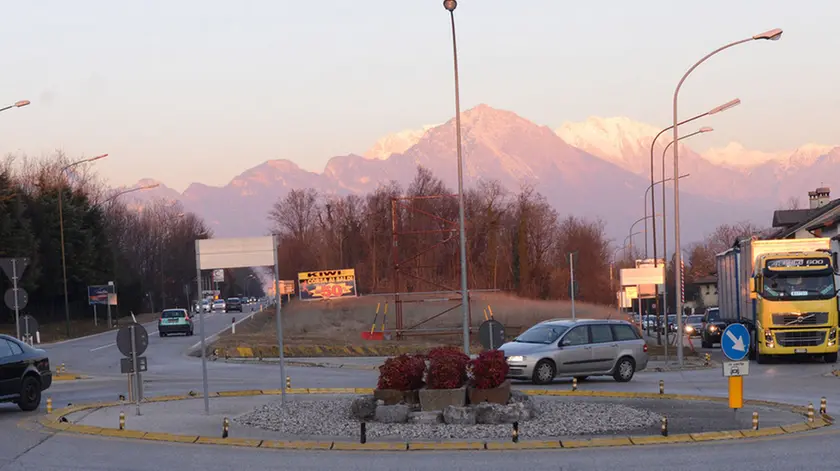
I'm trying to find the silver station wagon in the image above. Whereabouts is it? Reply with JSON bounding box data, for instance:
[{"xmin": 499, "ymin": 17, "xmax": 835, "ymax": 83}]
[{"xmin": 499, "ymin": 319, "xmax": 648, "ymax": 384}]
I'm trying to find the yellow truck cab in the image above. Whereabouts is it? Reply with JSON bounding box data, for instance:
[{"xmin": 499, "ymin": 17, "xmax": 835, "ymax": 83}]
[{"xmin": 717, "ymin": 237, "xmax": 839, "ymax": 364}]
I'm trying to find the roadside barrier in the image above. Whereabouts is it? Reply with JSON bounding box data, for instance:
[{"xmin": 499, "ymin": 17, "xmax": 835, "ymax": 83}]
[
  {"xmin": 360, "ymin": 422, "xmax": 367, "ymax": 444},
  {"xmin": 807, "ymin": 403, "xmax": 815, "ymax": 423},
  {"xmin": 820, "ymin": 397, "xmax": 827, "ymax": 415},
  {"xmin": 512, "ymin": 422, "xmax": 519, "ymax": 443},
  {"xmin": 46, "ymin": 398, "xmax": 52, "ymax": 413},
  {"xmin": 659, "ymin": 379, "xmax": 664, "ymax": 395},
  {"xmin": 660, "ymin": 416, "xmax": 668, "ymax": 436},
  {"xmin": 752, "ymin": 411, "xmax": 759, "ymax": 430},
  {"xmin": 119, "ymin": 412, "xmax": 125, "ymax": 431},
  {"xmin": 571, "ymin": 377, "xmax": 577, "ymax": 391},
  {"xmin": 222, "ymin": 417, "xmax": 229, "ymax": 438}
]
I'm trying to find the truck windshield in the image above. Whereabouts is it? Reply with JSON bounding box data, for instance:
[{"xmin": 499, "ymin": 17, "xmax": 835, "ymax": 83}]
[{"xmin": 763, "ymin": 272, "xmax": 836, "ymax": 300}]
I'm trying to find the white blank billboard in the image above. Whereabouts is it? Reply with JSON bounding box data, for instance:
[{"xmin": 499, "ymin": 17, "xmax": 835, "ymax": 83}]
[
  {"xmin": 197, "ymin": 236, "xmax": 275, "ymax": 270},
  {"xmin": 620, "ymin": 267, "xmax": 664, "ymax": 286}
]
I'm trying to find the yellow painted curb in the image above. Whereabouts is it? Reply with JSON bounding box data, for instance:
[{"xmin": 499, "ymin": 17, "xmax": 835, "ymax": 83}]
[
  {"xmin": 739, "ymin": 427, "xmax": 785, "ymax": 438},
  {"xmin": 260, "ymin": 440, "xmax": 333, "ymax": 450},
  {"xmin": 53, "ymin": 374, "xmax": 86, "ymax": 381},
  {"xmin": 217, "ymin": 390, "xmax": 263, "ymax": 397},
  {"xmin": 65, "ymin": 424, "xmax": 104, "ymax": 435},
  {"xmin": 629, "ymin": 433, "xmax": 693, "ymax": 445},
  {"xmin": 332, "ymin": 442, "xmax": 407, "ymax": 451},
  {"xmin": 486, "ymin": 440, "xmax": 560, "ymax": 450},
  {"xmin": 142, "ymin": 432, "xmax": 199, "ymax": 443},
  {"xmin": 97, "ymin": 429, "xmax": 147, "ymax": 439},
  {"xmin": 781, "ymin": 423, "xmax": 812, "ymax": 433},
  {"xmin": 408, "ymin": 441, "xmax": 485, "ymax": 451},
  {"xmin": 196, "ymin": 437, "xmax": 263, "ymax": 447},
  {"xmin": 690, "ymin": 430, "xmax": 744, "ymax": 442},
  {"xmin": 561, "ymin": 437, "xmax": 633, "ymax": 448}
]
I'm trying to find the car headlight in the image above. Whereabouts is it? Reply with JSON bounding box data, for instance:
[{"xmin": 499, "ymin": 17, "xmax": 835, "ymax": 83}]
[
  {"xmin": 709, "ymin": 325, "xmax": 718, "ymax": 332},
  {"xmin": 685, "ymin": 326, "xmax": 694, "ymax": 332},
  {"xmin": 507, "ymin": 355, "xmax": 525, "ymax": 363}
]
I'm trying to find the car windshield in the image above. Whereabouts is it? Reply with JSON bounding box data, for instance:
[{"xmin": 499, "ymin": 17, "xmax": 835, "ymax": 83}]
[
  {"xmin": 213, "ymin": 300, "xmax": 224, "ymax": 304},
  {"xmin": 687, "ymin": 315, "xmax": 703, "ymax": 323},
  {"xmin": 763, "ymin": 272, "xmax": 836, "ymax": 300},
  {"xmin": 514, "ymin": 324, "xmax": 569, "ymax": 344},
  {"xmin": 162, "ymin": 310, "xmax": 186, "ymax": 318},
  {"xmin": 667, "ymin": 315, "xmax": 676, "ymax": 322}
]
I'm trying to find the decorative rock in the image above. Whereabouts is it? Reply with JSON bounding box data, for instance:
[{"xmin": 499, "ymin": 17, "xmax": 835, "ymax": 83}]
[
  {"xmin": 419, "ymin": 387, "xmax": 466, "ymax": 411},
  {"xmin": 443, "ymin": 405, "xmax": 476, "ymax": 425},
  {"xmin": 408, "ymin": 411, "xmax": 443, "ymax": 425},
  {"xmin": 474, "ymin": 402, "xmax": 531, "ymax": 424},
  {"xmin": 374, "ymin": 404, "xmax": 410, "ymax": 424},
  {"xmin": 350, "ymin": 395, "xmax": 377, "ymax": 420},
  {"xmin": 509, "ymin": 390, "xmax": 536, "ymax": 417}
]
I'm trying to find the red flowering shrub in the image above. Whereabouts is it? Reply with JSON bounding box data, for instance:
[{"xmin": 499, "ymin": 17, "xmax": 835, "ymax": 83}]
[
  {"xmin": 377, "ymin": 354, "xmax": 426, "ymax": 391},
  {"xmin": 426, "ymin": 347, "xmax": 469, "ymax": 389},
  {"xmin": 469, "ymin": 350, "xmax": 509, "ymax": 389}
]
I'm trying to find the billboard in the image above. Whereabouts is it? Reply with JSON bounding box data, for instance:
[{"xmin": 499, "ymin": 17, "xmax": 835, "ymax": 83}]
[
  {"xmin": 88, "ymin": 285, "xmax": 117, "ymax": 306},
  {"xmin": 212, "ymin": 269, "xmax": 225, "ymax": 283},
  {"xmin": 620, "ymin": 267, "xmax": 665, "ymax": 286},
  {"xmin": 279, "ymin": 280, "xmax": 295, "ymax": 295},
  {"xmin": 197, "ymin": 236, "xmax": 275, "ymax": 270},
  {"xmin": 297, "ymin": 269, "xmax": 357, "ymax": 301}
]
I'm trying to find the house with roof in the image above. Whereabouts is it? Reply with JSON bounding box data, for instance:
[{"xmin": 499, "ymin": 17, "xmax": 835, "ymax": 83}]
[{"xmin": 770, "ymin": 187, "xmax": 840, "ymax": 240}]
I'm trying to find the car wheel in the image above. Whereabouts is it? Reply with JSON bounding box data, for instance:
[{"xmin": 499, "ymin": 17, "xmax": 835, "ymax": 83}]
[
  {"xmin": 613, "ymin": 356, "xmax": 636, "ymax": 382},
  {"xmin": 18, "ymin": 376, "xmax": 41, "ymax": 412},
  {"xmin": 825, "ymin": 352, "xmax": 838, "ymax": 364},
  {"xmin": 531, "ymin": 360, "xmax": 555, "ymax": 385}
]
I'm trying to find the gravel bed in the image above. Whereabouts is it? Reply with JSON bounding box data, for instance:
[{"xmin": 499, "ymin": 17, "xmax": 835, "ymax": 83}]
[{"xmin": 234, "ymin": 397, "xmax": 661, "ymax": 440}]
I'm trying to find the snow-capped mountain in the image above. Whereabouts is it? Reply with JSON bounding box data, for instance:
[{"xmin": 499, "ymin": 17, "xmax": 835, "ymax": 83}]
[{"xmin": 127, "ymin": 104, "xmax": 765, "ymax": 244}]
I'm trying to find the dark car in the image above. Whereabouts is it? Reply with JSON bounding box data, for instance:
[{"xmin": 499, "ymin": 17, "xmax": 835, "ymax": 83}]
[
  {"xmin": 701, "ymin": 307, "xmax": 727, "ymax": 348},
  {"xmin": 226, "ymin": 297, "xmax": 243, "ymax": 312},
  {"xmin": 158, "ymin": 309, "xmax": 194, "ymax": 337},
  {"xmin": 0, "ymin": 334, "xmax": 52, "ymax": 411}
]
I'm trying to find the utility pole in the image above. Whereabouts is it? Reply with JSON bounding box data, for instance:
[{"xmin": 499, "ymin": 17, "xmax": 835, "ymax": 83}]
[{"xmin": 569, "ymin": 252, "xmax": 577, "ymax": 320}]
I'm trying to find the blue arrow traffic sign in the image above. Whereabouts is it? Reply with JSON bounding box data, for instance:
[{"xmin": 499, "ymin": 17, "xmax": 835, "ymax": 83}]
[{"xmin": 721, "ymin": 323, "xmax": 750, "ymax": 361}]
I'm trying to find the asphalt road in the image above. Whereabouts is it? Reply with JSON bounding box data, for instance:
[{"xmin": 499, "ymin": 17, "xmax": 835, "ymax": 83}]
[{"xmin": 2, "ymin": 318, "xmax": 840, "ymax": 470}]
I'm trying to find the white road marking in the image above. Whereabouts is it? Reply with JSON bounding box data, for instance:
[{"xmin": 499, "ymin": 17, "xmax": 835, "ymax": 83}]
[{"xmin": 89, "ymin": 330, "xmax": 160, "ymax": 352}]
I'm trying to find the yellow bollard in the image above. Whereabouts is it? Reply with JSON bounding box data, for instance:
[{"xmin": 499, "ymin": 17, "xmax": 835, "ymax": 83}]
[
  {"xmin": 119, "ymin": 412, "xmax": 125, "ymax": 430},
  {"xmin": 571, "ymin": 377, "xmax": 577, "ymax": 391},
  {"xmin": 807, "ymin": 402, "xmax": 815, "ymax": 423},
  {"xmin": 752, "ymin": 411, "xmax": 759, "ymax": 431},
  {"xmin": 820, "ymin": 397, "xmax": 827, "ymax": 415},
  {"xmin": 286, "ymin": 376, "xmax": 291, "ymax": 389},
  {"xmin": 660, "ymin": 416, "xmax": 668, "ymax": 437},
  {"xmin": 222, "ymin": 417, "xmax": 230, "ymax": 438},
  {"xmin": 512, "ymin": 422, "xmax": 519, "ymax": 443},
  {"xmin": 659, "ymin": 379, "xmax": 664, "ymax": 395},
  {"xmin": 704, "ymin": 353, "xmax": 711, "ymax": 365},
  {"xmin": 60, "ymin": 363, "xmax": 65, "ymax": 374},
  {"xmin": 46, "ymin": 398, "xmax": 52, "ymax": 413}
]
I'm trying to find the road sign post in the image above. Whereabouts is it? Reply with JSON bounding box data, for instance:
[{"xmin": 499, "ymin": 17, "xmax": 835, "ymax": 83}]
[
  {"xmin": 721, "ymin": 323, "xmax": 750, "ymax": 410},
  {"xmin": 117, "ymin": 322, "xmax": 148, "ymax": 416},
  {"xmin": 478, "ymin": 319, "xmax": 505, "ymax": 350},
  {"xmin": 1, "ymin": 258, "xmax": 30, "ymax": 340}
]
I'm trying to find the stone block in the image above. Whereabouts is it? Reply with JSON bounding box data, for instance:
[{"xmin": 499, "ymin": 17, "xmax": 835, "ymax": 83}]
[
  {"xmin": 443, "ymin": 405, "xmax": 476, "ymax": 425},
  {"xmin": 419, "ymin": 387, "xmax": 466, "ymax": 411},
  {"xmin": 474, "ymin": 402, "xmax": 531, "ymax": 424},
  {"xmin": 468, "ymin": 380, "xmax": 511, "ymax": 405},
  {"xmin": 374, "ymin": 389, "xmax": 419, "ymax": 406},
  {"xmin": 374, "ymin": 404, "xmax": 410, "ymax": 424}
]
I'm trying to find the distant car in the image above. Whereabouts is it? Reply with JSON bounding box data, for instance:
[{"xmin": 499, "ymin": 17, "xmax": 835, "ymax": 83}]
[
  {"xmin": 201, "ymin": 300, "xmax": 211, "ymax": 313},
  {"xmin": 212, "ymin": 299, "xmax": 226, "ymax": 312},
  {"xmin": 499, "ymin": 319, "xmax": 648, "ymax": 384},
  {"xmin": 158, "ymin": 309, "xmax": 194, "ymax": 337},
  {"xmin": 684, "ymin": 315, "xmax": 704, "ymax": 337},
  {"xmin": 226, "ymin": 297, "xmax": 242, "ymax": 312},
  {"xmin": 0, "ymin": 334, "xmax": 52, "ymax": 411}
]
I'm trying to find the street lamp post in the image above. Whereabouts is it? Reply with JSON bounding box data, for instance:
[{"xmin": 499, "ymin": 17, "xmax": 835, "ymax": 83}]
[
  {"xmin": 443, "ymin": 0, "xmax": 472, "ymax": 355},
  {"xmin": 672, "ymin": 28, "xmax": 782, "ymax": 367},
  {"xmin": 647, "ymin": 99, "xmax": 739, "ymax": 262},
  {"xmin": 59, "ymin": 154, "xmax": 109, "ymax": 338},
  {"xmin": 0, "ymin": 99, "xmax": 30, "ymax": 113}
]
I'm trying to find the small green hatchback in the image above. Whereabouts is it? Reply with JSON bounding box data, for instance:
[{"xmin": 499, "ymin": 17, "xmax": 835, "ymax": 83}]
[{"xmin": 158, "ymin": 309, "xmax": 194, "ymax": 337}]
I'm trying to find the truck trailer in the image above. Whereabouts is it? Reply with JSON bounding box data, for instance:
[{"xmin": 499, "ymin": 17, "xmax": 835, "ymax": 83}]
[{"xmin": 716, "ymin": 237, "xmax": 839, "ymax": 364}]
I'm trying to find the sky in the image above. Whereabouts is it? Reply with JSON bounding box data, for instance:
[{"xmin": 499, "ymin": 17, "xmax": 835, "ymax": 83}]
[{"xmin": 0, "ymin": 0, "xmax": 837, "ymax": 192}]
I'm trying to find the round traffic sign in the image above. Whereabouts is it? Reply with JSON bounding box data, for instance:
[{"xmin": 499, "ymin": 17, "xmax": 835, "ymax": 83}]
[
  {"xmin": 479, "ymin": 319, "xmax": 505, "ymax": 350},
  {"xmin": 17, "ymin": 315, "xmax": 38, "ymax": 337},
  {"xmin": 4, "ymin": 287, "xmax": 28, "ymax": 310},
  {"xmin": 721, "ymin": 323, "xmax": 750, "ymax": 361},
  {"xmin": 116, "ymin": 323, "xmax": 149, "ymax": 357}
]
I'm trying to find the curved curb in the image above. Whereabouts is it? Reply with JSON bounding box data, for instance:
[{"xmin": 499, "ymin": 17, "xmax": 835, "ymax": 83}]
[
  {"xmin": 38, "ymin": 388, "xmax": 832, "ymax": 451},
  {"xmin": 53, "ymin": 373, "xmax": 88, "ymax": 381}
]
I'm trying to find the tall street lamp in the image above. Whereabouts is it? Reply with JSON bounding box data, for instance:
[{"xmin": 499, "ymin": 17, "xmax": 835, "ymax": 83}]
[
  {"xmin": 443, "ymin": 0, "xmax": 471, "ymax": 355},
  {"xmin": 672, "ymin": 28, "xmax": 782, "ymax": 367},
  {"xmin": 59, "ymin": 154, "xmax": 109, "ymax": 338},
  {"xmin": 646, "ymin": 99, "xmax": 739, "ymax": 262},
  {"xmin": 643, "ymin": 173, "xmax": 690, "ymax": 256},
  {"xmin": 100, "ymin": 183, "xmax": 160, "ymax": 207},
  {"xmin": 0, "ymin": 99, "xmax": 30, "ymax": 113}
]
